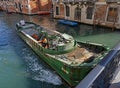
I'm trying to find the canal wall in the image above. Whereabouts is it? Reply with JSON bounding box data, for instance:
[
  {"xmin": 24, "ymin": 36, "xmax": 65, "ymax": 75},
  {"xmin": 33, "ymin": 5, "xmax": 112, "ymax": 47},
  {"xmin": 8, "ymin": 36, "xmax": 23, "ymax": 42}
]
[{"xmin": 53, "ymin": 0, "xmax": 120, "ymax": 29}]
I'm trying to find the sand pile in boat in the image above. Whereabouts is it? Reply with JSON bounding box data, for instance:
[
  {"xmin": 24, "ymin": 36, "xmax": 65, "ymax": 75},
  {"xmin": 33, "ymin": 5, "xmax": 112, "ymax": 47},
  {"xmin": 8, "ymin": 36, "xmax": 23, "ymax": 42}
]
[{"xmin": 66, "ymin": 47, "xmax": 94, "ymax": 64}]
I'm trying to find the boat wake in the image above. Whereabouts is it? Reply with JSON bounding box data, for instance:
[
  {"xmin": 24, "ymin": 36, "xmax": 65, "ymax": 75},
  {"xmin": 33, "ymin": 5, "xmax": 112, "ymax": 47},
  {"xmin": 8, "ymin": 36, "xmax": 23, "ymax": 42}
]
[{"xmin": 22, "ymin": 48, "xmax": 62, "ymax": 85}]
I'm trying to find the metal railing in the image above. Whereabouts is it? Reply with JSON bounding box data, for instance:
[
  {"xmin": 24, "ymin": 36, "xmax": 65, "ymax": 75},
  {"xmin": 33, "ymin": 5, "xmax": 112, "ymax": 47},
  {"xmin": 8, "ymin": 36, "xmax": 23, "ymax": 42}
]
[{"xmin": 76, "ymin": 42, "xmax": 120, "ymax": 88}]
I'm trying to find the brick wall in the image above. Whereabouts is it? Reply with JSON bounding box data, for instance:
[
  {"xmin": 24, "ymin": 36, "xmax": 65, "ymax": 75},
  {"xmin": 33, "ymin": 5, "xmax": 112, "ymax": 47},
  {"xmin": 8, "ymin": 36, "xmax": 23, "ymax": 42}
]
[{"xmin": 38, "ymin": 0, "xmax": 52, "ymax": 11}]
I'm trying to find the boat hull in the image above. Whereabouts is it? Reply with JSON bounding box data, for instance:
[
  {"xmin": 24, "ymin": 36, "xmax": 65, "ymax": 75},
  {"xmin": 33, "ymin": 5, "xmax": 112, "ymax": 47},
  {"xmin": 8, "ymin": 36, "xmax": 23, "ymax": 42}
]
[{"xmin": 16, "ymin": 29, "xmax": 106, "ymax": 86}]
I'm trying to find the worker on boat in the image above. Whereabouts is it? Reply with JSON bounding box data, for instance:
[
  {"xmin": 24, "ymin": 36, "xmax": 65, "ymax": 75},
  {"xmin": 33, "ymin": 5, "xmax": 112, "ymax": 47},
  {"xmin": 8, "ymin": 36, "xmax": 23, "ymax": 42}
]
[{"xmin": 39, "ymin": 38, "xmax": 49, "ymax": 48}]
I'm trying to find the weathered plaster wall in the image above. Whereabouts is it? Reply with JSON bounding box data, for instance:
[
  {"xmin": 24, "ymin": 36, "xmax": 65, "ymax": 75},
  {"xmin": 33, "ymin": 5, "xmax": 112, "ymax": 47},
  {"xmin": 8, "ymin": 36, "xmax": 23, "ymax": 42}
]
[
  {"xmin": 115, "ymin": 5, "xmax": 120, "ymax": 29},
  {"xmin": 105, "ymin": 4, "xmax": 119, "ymax": 28},
  {"xmin": 81, "ymin": 6, "xmax": 87, "ymax": 23},
  {"xmin": 53, "ymin": 3, "xmax": 65, "ymax": 19},
  {"xmin": 70, "ymin": 5, "xmax": 76, "ymax": 21},
  {"xmin": 94, "ymin": 3, "xmax": 107, "ymax": 26},
  {"xmin": 7, "ymin": 5, "xmax": 16, "ymax": 12},
  {"xmin": 29, "ymin": 0, "xmax": 39, "ymax": 13},
  {"xmin": 60, "ymin": 4, "xmax": 65, "ymax": 18},
  {"xmin": 64, "ymin": 4, "xmax": 70, "ymax": 20},
  {"xmin": 98, "ymin": 0, "xmax": 106, "ymax": 2},
  {"xmin": 38, "ymin": 0, "xmax": 52, "ymax": 11},
  {"xmin": 81, "ymin": 6, "xmax": 94, "ymax": 24},
  {"xmin": 53, "ymin": 3, "xmax": 56, "ymax": 18}
]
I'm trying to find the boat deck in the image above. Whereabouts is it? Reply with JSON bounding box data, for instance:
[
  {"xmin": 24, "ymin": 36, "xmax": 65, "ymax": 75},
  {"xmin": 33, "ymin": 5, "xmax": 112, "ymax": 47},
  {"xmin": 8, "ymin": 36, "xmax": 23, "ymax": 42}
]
[
  {"xmin": 47, "ymin": 46, "xmax": 100, "ymax": 66},
  {"xmin": 22, "ymin": 27, "xmax": 39, "ymax": 36},
  {"xmin": 22, "ymin": 28, "xmax": 103, "ymax": 66},
  {"xmin": 64, "ymin": 47, "xmax": 94, "ymax": 64}
]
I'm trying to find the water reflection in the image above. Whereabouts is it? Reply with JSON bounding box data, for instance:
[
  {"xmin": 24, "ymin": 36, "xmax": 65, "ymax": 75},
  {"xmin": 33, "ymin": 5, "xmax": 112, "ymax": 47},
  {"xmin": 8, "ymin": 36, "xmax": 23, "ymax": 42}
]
[
  {"xmin": 55, "ymin": 23, "xmax": 112, "ymax": 37},
  {"xmin": 25, "ymin": 14, "xmax": 115, "ymax": 38}
]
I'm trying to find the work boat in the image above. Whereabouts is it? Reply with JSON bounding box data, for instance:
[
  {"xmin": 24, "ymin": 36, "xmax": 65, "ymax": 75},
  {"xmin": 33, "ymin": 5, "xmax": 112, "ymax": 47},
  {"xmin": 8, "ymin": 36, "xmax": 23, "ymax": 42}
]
[{"xmin": 16, "ymin": 21, "xmax": 109, "ymax": 86}]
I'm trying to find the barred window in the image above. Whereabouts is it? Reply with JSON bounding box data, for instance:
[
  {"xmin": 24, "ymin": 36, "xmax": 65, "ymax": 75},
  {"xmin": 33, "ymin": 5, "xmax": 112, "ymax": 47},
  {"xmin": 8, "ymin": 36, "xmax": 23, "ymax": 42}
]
[
  {"xmin": 107, "ymin": 7, "xmax": 118, "ymax": 22},
  {"xmin": 86, "ymin": 6, "xmax": 94, "ymax": 19},
  {"xmin": 56, "ymin": 6, "xmax": 59, "ymax": 15},
  {"xmin": 66, "ymin": 5, "xmax": 70, "ymax": 17},
  {"xmin": 74, "ymin": 6, "xmax": 81, "ymax": 21}
]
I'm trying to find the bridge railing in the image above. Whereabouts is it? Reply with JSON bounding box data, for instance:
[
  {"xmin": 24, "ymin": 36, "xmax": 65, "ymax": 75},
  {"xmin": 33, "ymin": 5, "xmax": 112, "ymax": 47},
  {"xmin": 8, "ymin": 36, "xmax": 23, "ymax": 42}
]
[{"xmin": 76, "ymin": 42, "xmax": 120, "ymax": 88}]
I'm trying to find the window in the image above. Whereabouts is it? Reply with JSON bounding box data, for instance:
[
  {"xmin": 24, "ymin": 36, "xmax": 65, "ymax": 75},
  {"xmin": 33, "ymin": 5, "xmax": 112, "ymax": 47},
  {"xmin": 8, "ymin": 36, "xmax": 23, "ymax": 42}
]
[
  {"xmin": 66, "ymin": 5, "xmax": 70, "ymax": 17},
  {"xmin": 56, "ymin": 6, "xmax": 59, "ymax": 15},
  {"xmin": 74, "ymin": 6, "xmax": 81, "ymax": 21},
  {"xmin": 107, "ymin": 7, "xmax": 118, "ymax": 22},
  {"xmin": 86, "ymin": 6, "xmax": 94, "ymax": 19},
  {"xmin": 26, "ymin": 5, "xmax": 28, "ymax": 8}
]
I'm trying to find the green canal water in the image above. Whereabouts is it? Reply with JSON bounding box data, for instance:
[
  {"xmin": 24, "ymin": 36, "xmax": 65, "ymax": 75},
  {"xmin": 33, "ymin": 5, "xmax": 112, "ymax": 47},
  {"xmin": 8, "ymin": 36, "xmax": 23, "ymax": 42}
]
[
  {"xmin": 0, "ymin": 12, "xmax": 120, "ymax": 88},
  {"xmin": 75, "ymin": 32, "xmax": 120, "ymax": 48},
  {"xmin": 0, "ymin": 12, "xmax": 66, "ymax": 88}
]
